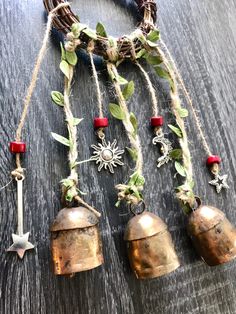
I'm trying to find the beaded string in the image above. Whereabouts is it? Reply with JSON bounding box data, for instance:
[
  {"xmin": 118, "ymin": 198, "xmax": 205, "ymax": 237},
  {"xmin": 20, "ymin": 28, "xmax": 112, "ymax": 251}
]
[
  {"xmin": 6, "ymin": 2, "xmax": 70, "ymax": 259},
  {"xmin": 159, "ymin": 39, "xmax": 212, "ymax": 156},
  {"xmin": 157, "ymin": 40, "xmax": 229, "ymax": 193},
  {"xmin": 11, "ymin": 2, "xmax": 70, "ymax": 180}
]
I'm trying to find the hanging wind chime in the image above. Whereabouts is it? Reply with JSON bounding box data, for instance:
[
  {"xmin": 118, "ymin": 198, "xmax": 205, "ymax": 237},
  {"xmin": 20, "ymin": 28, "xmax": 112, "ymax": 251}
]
[{"xmin": 5, "ymin": 0, "xmax": 236, "ymax": 280}]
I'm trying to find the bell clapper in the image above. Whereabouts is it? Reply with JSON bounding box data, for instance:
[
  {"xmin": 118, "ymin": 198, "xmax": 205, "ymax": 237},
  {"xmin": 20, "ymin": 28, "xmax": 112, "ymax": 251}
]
[{"xmin": 7, "ymin": 176, "xmax": 34, "ymax": 259}]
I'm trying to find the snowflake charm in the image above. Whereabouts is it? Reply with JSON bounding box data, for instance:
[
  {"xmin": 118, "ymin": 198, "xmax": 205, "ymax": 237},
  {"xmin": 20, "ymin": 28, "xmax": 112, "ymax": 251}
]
[
  {"xmin": 152, "ymin": 134, "xmax": 173, "ymax": 168},
  {"xmin": 209, "ymin": 173, "xmax": 229, "ymax": 193},
  {"xmin": 90, "ymin": 139, "xmax": 124, "ymax": 173}
]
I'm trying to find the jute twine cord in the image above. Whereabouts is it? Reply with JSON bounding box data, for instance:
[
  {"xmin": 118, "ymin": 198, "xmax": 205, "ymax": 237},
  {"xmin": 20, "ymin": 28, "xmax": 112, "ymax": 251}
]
[
  {"xmin": 156, "ymin": 46, "xmax": 195, "ymax": 205},
  {"xmin": 87, "ymin": 42, "xmax": 104, "ymax": 118},
  {"xmin": 159, "ymin": 39, "xmax": 212, "ymax": 156},
  {"xmin": 62, "ymin": 63, "xmax": 101, "ymax": 217},
  {"xmin": 136, "ymin": 62, "xmax": 159, "ymax": 117},
  {"xmin": 12, "ymin": 2, "xmax": 70, "ymax": 179},
  {"xmin": 107, "ymin": 62, "xmax": 143, "ymax": 176}
]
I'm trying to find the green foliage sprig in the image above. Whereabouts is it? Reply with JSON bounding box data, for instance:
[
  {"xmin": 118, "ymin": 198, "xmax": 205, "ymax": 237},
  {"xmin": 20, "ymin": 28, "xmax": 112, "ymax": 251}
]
[{"xmin": 51, "ymin": 39, "xmax": 85, "ymax": 203}]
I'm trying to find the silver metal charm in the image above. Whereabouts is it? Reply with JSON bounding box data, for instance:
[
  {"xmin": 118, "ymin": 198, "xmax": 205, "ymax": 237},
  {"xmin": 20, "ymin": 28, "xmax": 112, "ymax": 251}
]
[
  {"xmin": 7, "ymin": 177, "xmax": 34, "ymax": 259},
  {"xmin": 152, "ymin": 131, "xmax": 173, "ymax": 168},
  {"xmin": 91, "ymin": 138, "xmax": 124, "ymax": 173},
  {"xmin": 209, "ymin": 173, "xmax": 229, "ymax": 193}
]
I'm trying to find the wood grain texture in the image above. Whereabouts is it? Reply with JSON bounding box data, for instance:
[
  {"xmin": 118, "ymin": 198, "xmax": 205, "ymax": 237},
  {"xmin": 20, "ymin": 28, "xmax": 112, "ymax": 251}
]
[{"xmin": 0, "ymin": 0, "xmax": 236, "ymax": 313}]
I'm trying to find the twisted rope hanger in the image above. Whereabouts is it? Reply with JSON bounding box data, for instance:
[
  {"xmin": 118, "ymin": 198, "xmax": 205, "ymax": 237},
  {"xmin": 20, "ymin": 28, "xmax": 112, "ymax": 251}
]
[{"xmin": 43, "ymin": 0, "xmax": 157, "ymax": 59}]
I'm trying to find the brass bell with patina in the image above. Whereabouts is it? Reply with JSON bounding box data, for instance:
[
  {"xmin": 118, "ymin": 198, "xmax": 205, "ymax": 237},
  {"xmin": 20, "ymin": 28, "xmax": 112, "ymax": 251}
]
[
  {"xmin": 188, "ymin": 204, "xmax": 236, "ymax": 266},
  {"xmin": 124, "ymin": 211, "xmax": 180, "ymax": 279},
  {"xmin": 50, "ymin": 206, "xmax": 104, "ymax": 275}
]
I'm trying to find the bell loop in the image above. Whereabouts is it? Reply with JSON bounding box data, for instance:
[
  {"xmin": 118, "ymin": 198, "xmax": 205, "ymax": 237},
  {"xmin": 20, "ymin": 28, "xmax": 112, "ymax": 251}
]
[{"xmin": 130, "ymin": 201, "xmax": 146, "ymax": 216}]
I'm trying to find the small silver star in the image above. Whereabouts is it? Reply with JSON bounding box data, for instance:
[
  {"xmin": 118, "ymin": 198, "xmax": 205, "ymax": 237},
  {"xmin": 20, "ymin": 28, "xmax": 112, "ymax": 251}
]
[
  {"xmin": 7, "ymin": 232, "xmax": 34, "ymax": 259},
  {"xmin": 209, "ymin": 174, "xmax": 229, "ymax": 193}
]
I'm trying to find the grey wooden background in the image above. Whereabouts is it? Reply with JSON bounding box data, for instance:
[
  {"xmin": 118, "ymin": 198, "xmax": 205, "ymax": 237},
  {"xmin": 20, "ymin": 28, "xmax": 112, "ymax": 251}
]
[{"xmin": 0, "ymin": 0, "xmax": 236, "ymax": 313}]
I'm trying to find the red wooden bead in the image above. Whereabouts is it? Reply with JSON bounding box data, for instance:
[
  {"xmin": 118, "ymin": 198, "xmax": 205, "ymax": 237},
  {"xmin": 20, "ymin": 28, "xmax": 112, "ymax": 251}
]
[
  {"xmin": 151, "ymin": 116, "xmax": 164, "ymax": 127},
  {"xmin": 206, "ymin": 155, "xmax": 221, "ymax": 166},
  {"xmin": 9, "ymin": 141, "xmax": 26, "ymax": 153},
  {"xmin": 94, "ymin": 117, "xmax": 109, "ymax": 129}
]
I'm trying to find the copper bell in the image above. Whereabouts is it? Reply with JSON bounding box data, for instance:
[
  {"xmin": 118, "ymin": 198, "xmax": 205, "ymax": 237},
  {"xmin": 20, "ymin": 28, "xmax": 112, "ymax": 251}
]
[
  {"xmin": 124, "ymin": 211, "xmax": 180, "ymax": 279},
  {"xmin": 188, "ymin": 205, "xmax": 236, "ymax": 266},
  {"xmin": 50, "ymin": 206, "xmax": 104, "ymax": 275}
]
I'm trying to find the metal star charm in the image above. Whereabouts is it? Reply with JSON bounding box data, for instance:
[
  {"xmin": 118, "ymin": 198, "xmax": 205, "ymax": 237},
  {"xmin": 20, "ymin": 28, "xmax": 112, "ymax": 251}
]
[
  {"xmin": 7, "ymin": 232, "xmax": 34, "ymax": 259},
  {"xmin": 209, "ymin": 174, "xmax": 229, "ymax": 193},
  {"xmin": 152, "ymin": 134, "xmax": 173, "ymax": 168}
]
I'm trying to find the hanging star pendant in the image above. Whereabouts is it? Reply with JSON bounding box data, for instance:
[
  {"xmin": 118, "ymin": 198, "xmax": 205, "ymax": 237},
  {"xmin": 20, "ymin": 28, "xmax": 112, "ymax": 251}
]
[
  {"xmin": 209, "ymin": 174, "xmax": 229, "ymax": 193},
  {"xmin": 7, "ymin": 232, "xmax": 34, "ymax": 259}
]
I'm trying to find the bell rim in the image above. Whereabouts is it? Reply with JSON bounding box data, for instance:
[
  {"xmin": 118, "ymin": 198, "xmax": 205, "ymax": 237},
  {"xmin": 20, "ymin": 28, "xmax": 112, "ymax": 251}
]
[
  {"xmin": 134, "ymin": 260, "xmax": 180, "ymax": 280},
  {"xmin": 53, "ymin": 254, "xmax": 104, "ymax": 275}
]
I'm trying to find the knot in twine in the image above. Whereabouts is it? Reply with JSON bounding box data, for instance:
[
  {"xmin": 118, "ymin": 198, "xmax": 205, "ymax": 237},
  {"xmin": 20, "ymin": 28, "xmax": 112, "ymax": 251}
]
[
  {"xmin": 11, "ymin": 167, "xmax": 25, "ymax": 180},
  {"xmin": 65, "ymin": 32, "xmax": 81, "ymax": 52},
  {"xmin": 115, "ymin": 184, "xmax": 143, "ymax": 206}
]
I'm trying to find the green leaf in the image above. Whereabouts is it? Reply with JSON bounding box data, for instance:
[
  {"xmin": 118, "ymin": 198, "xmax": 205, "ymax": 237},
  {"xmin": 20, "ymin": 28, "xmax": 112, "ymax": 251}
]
[
  {"xmin": 128, "ymin": 171, "xmax": 145, "ymax": 187},
  {"xmin": 115, "ymin": 200, "xmax": 121, "ymax": 207},
  {"xmin": 61, "ymin": 178, "xmax": 74, "ymax": 188},
  {"xmin": 126, "ymin": 147, "xmax": 138, "ymax": 161},
  {"xmin": 83, "ymin": 28, "xmax": 97, "ymax": 40},
  {"xmin": 65, "ymin": 51, "xmax": 78, "ymax": 66},
  {"xmin": 155, "ymin": 66, "xmax": 171, "ymax": 80},
  {"xmin": 145, "ymin": 54, "xmax": 163, "ymax": 65},
  {"xmin": 115, "ymin": 74, "xmax": 128, "ymax": 85},
  {"xmin": 71, "ymin": 23, "xmax": 87, "ymax": 37},
  {"xmin": 146, "ymin": 40, "xmax": 158, "ymax": 47},
  {"xmin": 147, "ymin": 29, "xmax": 160, "ymax": 42},
  {"xmin": 168, "ymin": 124, "xmax": 183, "ymax": 138},
  {"xmin": 128, "ymin": 171, "xmax": 139, "ymax": 186},
  {"xmin": 73, "ymin": 118, "xmax": 83, "ymax": 126},
  {"xmin": 136, "ymin": 48, "xmax": 147, "ymax": 59},
  {"xmin": 109, "ymin": 103, "xmax": 125, "ymax": 120},
  {"xmin": 65, "ymin": 188, "xmax": 77, "ymax": 202},
  {"xmin": 51, "ymin": 91, "xmax": 64, "ymax": 106},
  {"xmin": 130, "ymin": 112, "xmax": 138, "ymax": 135},
  {"xmin": 71, "ymin": 23, "xmax": 79, "ymax": 35},
  {"xmin": 175, "ymin": 161, "xmax": 186, "ymax": 177},
  {"xmin": 155, "ymin": 66, "xmax": 174, "ymax": 90},
  {"xmin": 96, "ymin": 22, "xmax": 107, "ymax": 37},
  {"xmin": 177, "ymin": 107, "xmax": 189, "ymax": 118},
  {"xmin": 135, "ymin": 174, "xmax": 145, "ymax": 186},
  {"xmin": 131, "ymin": 185, "xmax": 141, "ymax": 199},
  {"xmin": 122, "ymin": 81, "xmax": 134, "ymax": 100},
  {"xmin": 60, "ymin": 60, "xmax": 70, "ymax": 79},
  {"xmin": 51, "ymin": 132, "xmax": 70, "ymax": 147},
  {"xmin": 60, "ymin": 42, "xmax": 66, "ymax": 60},
  {"xmin": 169, "ymin": 149, "xmax": 182, "ymax": 160},
  {"xmin": 108, "ymin": 36, "xmax": 116, "ymax": 47}
]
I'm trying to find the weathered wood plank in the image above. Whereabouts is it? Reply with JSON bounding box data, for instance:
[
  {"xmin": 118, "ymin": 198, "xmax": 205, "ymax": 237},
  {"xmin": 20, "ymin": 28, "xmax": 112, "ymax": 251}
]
[{"xmin": 0, "ymin": 0, "xmax": 236, "ymax": 313}]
